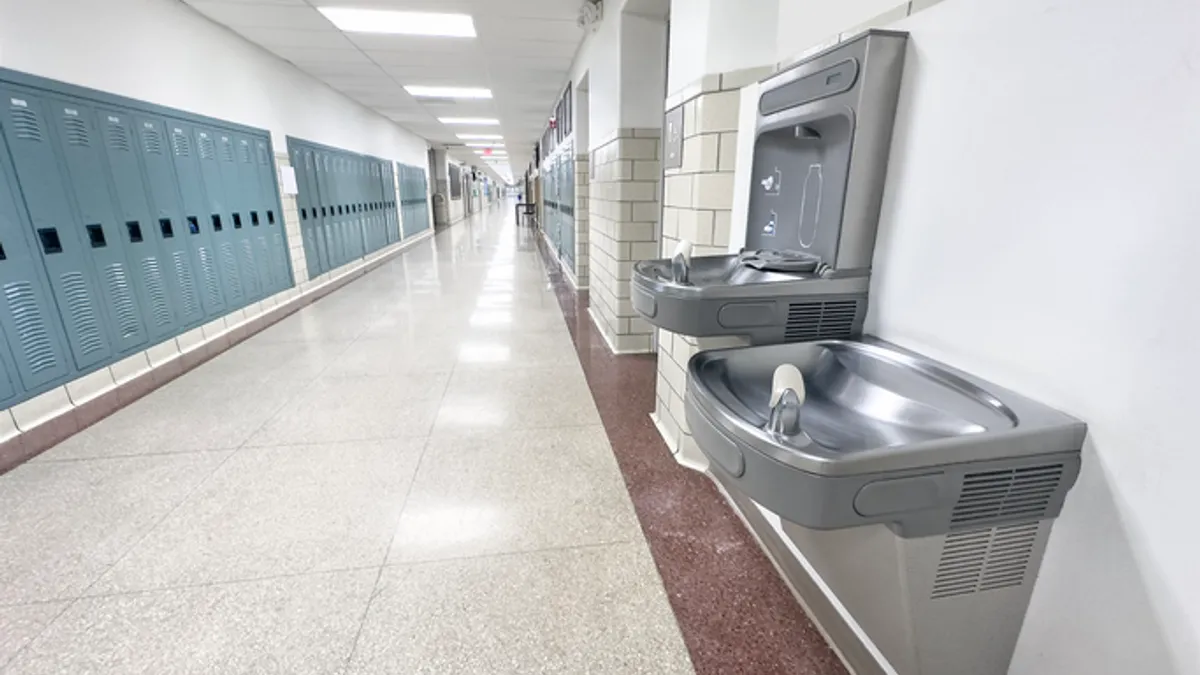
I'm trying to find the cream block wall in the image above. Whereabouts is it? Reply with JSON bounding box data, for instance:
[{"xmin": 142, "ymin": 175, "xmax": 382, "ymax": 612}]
[
  {"xmin": 573, "ymin": 152, "xmax": 592, "ymax": 289},
  {"xmin": 587, "ymin": 129, "xmax": 662, "ymax": 355},
  {"xmin": 652, "ymin": 66, "xmax": 771, "ymax": 467}
]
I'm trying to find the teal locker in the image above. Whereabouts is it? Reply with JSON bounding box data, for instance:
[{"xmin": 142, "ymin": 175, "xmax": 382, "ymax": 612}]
[
  {"xmin": 0, "ymin": 129, "xmax": 73, "ymax": 394},
  {"xmin": 221, "ymin": 133, "xmax": 261, "ymax": 300},
  {"xmin": 305, "ymin": 148, "xmax": 330, "ymax": 274},
  {"xmin": 96, "ymin": 107, "xmax": 180, "ymax": 340},
  {"xmin": 194, "ymin": 126, "xmax": 245, "ymax": 306},
  {"xmin": 294, "ymin": 147, "xmax": 323, "ymax": 277},
  {"xmin": 242, "ymin": 136, "xmax": 276, "ymax": 296},
  {"xmin": 44, "ymin": 94, "xmax": 151, "ymax": 356},
  {"xmin": 166, "ymin": 119, "xmax": 226, "ymax": 317},
  {"xmin": 255, "ymin": 138, "xmax": 289, "ymax": 294},
  {"xmin": 0, "ymin": 86, "xmax": 116, "ymax": 369}
]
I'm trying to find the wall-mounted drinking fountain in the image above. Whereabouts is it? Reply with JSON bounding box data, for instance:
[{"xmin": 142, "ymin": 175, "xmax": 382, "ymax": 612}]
[
  {"xmin": 632, "ymin": 30, "xmax": 908, "ymax": 344},
  {"xmin": 686, "ymin": 338, "xmax": 1086, "ymax": 674}
]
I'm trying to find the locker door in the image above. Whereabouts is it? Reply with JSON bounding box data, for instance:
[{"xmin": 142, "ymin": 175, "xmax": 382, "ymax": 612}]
[
  {"xmin": 46, "ymin": 94, "xmax": 151, "ymax": 356},
  {"xmin": 213, "ymin": 132, "xmax": 258, "ymax": 302},
  {"xmin": 96, "ymin": 107, "xmax": 179, "ymax": 340},
  {"xmin": 304, "ymin": 149, "xmax": 330, "ymax": 274},
  {"xmin": 321, "ymin": 153, "xmax": 344, "ymax": 268},
  {"xmin": 194, "ymin": 126, "xmax": 245, "ymax": 306},
  {"xmin": 0, "ymin": 86, "xmax": 116, "ymax": 368},
  {"xmin": 0, "ymin": 130, "xmax": 73, "ymax": 395},
  {"xmin": 224, "ymin": 134, "xmax": 263, "ymax": 300},
  {"xmin": 294, "ymin": 148, "xmax": 321, "ymax": 277},
  {"xmin": 256, "ymin": 138, "xmax": 290, "ymax": 292},
  {"xmin": 164, "ymin": 119, "xmax": 225, "ymax": 317}
]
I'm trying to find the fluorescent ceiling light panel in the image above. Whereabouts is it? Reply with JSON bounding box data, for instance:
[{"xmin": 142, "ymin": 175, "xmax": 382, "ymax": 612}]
[
  {"xmin": 405, "ymin": 86, "xmax": 492, "ymax": 99},
  {"xmin": 466, "ymin": 142, "xmax": 505, "ymax": 148},
  {"xmin": 473, "ymin": 149, "xmax": 507, "ymax": 155},
  {"xmin": 318, "ymin": 8, "xmax": 476, "ymax": 37},
  {"xmin": 439, "ymin": 117, "xmax": 500, "ymax": 125},
  {"xmin": 457, "ymin": 134, "xmax": 504, "ymax": 140}
]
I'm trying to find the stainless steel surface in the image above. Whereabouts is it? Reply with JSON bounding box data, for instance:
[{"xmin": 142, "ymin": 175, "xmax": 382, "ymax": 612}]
[
  {"xmin": 768, "ymin": 388, "xmax": 806, "ymax": 437},
  {"xmin": 688, "ymin": 338, "xmax": 1086, "ymax": 476},
  {"xmin": 634, "ymin": 254, "xmax": 867, "ymax": 299}
]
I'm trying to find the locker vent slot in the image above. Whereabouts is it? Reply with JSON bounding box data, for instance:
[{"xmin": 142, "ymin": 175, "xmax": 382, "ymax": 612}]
[
  {"xmin": 9, "ymin": 106, "xmax": 43, "ymax": 141},
  {"xmin": 172, "ymin": 252, "xmax": 200, "ymax": 318},
  {"xmin": 785, "ymin": 300, "xmax": 859, "ymax": 342},
  {"xmin": 106, "ymin": 121, "xmax": 131, "ymax": 152},
  {"xmin": 140, "ymin": 257, "xmax": 172, "ymax": 328},
  {"xmin": 60, "ymin": 271, "xmax": 105, "ymax": 356},
  {"xmin": 171, "ymin": 130, "xmax": 191, "ymax": 157},
  {"xmin": 219, "ymin": 242, "xmax": 241, "ymax": 298},
  {"xmin": 198, "ymin": 247, "xmax": 221, "ymax": 307},
  {"xmin": 141, "ymin": 126, "xmax": 163, "ymax": 154},
  {"xmin": 62, "ymin": 115, "xmax": 90, "ymax": 147},
  {"xmin": 238, "ymin": 141, "xmax": 252, "ymax": 164},
  {"xmin": 240, "ymin": 240, "xmax": 259, "ymax": 294},
  {"xmin": 199, "ymin": 135, "xmax": 216, "ymax": 161},
  {"xmin": 931, "ymin": 522, "xmax": 1040, "ymax": 599},
  {"xmin": 219, "ymin": 138, "xmax": 234, "ymax": 163},
  {"xmin": 951, "ymin": 464, "xmax": 1065, "ymax": 528},
  {"xmin": 104, "ymin": 263, "xmax": 141, "ymax": 339},
  {"xmin": 4, "ymin": 281, "xmax": 59, "ymax": 374}
]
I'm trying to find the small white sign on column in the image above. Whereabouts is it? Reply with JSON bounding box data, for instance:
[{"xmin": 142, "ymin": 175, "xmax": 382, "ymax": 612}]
[{"xmin": 279, "ymin": 165, "xmax": 299, "ymax": 195}]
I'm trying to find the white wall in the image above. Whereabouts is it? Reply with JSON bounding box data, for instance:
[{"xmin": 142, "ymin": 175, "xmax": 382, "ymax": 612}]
[
  {"xmin": 775, "ymin": 0, "xmax": 907, "ymax": 62},
  {"xmin": 619, "ymin": 13, "xmax": 669, "ymax": 130},
  {"xmin": 869, "ymin": 0, "xmax": 1200, "ymax": 672},
  {"xmin": 0, "ymin": 0, "xmax": 429, "ymax": 168},
  {"xmin": 666, "ymin": 0, "xmax": 712, "ymax": 93}
]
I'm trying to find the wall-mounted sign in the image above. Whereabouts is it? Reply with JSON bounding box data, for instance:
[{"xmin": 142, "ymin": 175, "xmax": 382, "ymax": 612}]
[{"xmin": 663, "ymin": 104, "xmax": 684, "ymax": 171}]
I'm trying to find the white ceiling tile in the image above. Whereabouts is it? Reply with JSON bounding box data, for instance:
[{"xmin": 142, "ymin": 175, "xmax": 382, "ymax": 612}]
[
  {"xmin": 273, "ymin": 47, "xmax": 376, "ymax": 65},
  {"xmin": 186, "ymin": 2, "xmax": 333, "ymax": 30},
  {"xmin": 233, "ymin": 26, "xmax": 357, "ymax": 50},
  {"xmin": 347, "ymin": 34, "xmax": 482, "ymax": 54},
  {"xmin": 473, "ymin": 17, "xmax": 581, "ymax": 42}
]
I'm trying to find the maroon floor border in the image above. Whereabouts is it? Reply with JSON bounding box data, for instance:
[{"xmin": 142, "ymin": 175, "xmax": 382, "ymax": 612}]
[{"xmin": 536, "ymin": 236, "xmax": 847, "ymax": 675}]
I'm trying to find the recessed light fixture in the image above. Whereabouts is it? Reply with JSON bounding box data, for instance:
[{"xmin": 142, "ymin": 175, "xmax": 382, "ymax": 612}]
[
  {"xmin": 457, "ymin": 134, "xmax": 504, "ymax": 140},
  {"xmin": 317, "ymin": 8, "xmax": 476, "ymax": 37},
  {"xmin": 438, "ymin": 117, "xmax": 500, "ymax": 125},
  {"xmin": 473, "ymin": 149, "xmax": 507, "ymax": 154},
  {"xmin": 405, "ymin": 86, "xmax": 492, "ymax": 99},
  {"xmin": 465, "ymin": 142, "xmax": 505, "ymax": 148}
]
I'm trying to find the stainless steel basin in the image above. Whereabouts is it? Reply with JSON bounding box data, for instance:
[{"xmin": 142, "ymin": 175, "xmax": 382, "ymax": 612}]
[
  {"xmin": 632, "ymin": 254, "xmax": 868, "ymax": 343},
  {"xmin": 686, "ymin": 338, "xmax": 1085, "ymax": 535}
]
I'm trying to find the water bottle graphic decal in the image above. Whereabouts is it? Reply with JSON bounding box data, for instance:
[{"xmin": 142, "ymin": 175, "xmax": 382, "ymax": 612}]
[{"xmin": 798, "ymin": 163, "xmax": 823, "ymax": 249}]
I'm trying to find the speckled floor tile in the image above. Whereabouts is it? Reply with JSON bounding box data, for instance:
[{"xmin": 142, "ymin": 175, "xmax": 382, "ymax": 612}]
[
  {"xmin": 245, "ymin": 373, "xmax": 449, "ymax": 446},
  {"xmin": 0, "ymin": 602, "xmax": 68, "ymax": 667},
  {"xmin": 348, "ymin": 543, "xmax": 693, "ymax": 675},
  {"xmin": 433, "ymin": 365, "xmax": 600, "ymax": 431},
  {"xmin": 5, "ymin": 569, "xmax": 377, "ymax": 675},
  {"xmin": 0, "ymin": 453, "xmax": 230, "ymax": 604},
  {"xmin": 90, "ymin": 439, "xmax": 425, "ymax": 593},
  {"xmin": 388, "ymin": 426, "xmax": 639, "ymax": 563}
]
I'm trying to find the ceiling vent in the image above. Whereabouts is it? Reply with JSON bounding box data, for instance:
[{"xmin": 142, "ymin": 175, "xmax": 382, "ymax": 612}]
[{"xmin": 578, "ymin": 0, "xmax": 603, "ymax": 31}]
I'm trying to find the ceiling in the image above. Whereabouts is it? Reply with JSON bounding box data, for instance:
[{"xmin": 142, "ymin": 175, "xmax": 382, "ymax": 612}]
[{"xmin": 182, "ymin": 0, "xmax": 586, "ymax": 182}]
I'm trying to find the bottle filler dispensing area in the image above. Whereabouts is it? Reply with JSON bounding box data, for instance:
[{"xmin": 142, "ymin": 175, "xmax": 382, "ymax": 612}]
[
  {"xmin": 643, "ymin": 29, "xmax": 1091, "ymax": 675},
  {"xmin": 632, "ymin": 31, "xmax": 908, "ymax": 344}
]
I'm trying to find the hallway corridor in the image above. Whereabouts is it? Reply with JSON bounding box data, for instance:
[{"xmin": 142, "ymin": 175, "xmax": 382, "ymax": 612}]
[{"xmin": 0, "ymin": 205, "xmax": 694, "ymax": 674}]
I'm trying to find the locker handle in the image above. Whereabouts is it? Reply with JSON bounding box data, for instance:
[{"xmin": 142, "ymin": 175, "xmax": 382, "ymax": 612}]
[
  {"xmin": 251, "ymin": 211, "xmax": 260, "ymax": 226},
  {"xmin": 321, "ymin": 207, "xmax": 327, "ymax": 217},
  {"xmin": 267, "ymin": 210, "xmax": 275, "ymax": 225},
  {"xmin": 301, "ymin": 208, "xmax": 307, "ymax": 220},
  {"xmin": 126, "ymin": 221, "xmax": 144, "ymax": 243},
  {"xmin": 37, "ymin": 228, "xmax": 63, "ymax": 254},
  {"xmin": 233, "ymin": 213, "xmax": 243, "ymax": 229},
  {"xmin": 187, "ymin": 216, "xmax": 200, "ymax": 235},
  {"xmin": 86, "ymin": 224, "xmax": 107, "ymax": 249},
  {"xmin": 160, "ymin": 218, "xmax": 175, "ymax": 239},
  {"xmin": 211, "ymin": 214, "xmax": 223, "ymax": 232}
]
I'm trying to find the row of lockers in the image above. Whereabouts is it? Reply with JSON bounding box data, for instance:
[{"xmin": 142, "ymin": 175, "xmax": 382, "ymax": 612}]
[
  {"xmin": 397, "ymin": 163, "xmax": 431, "ymax": 239},
  {"xmin": 0, "ymin": 69, "xmax": 292, "ymax": 408},
  {"xmin": 541, "ymin": 143, "xmax": 576, "ymax": 272},
  {"xmin": 287, "ymin": 138, "xmax": 402, "ymax": 279}
]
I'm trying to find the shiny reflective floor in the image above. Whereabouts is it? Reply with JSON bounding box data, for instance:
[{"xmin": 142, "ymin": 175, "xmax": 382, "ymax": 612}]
[{"xmin": 0, "ymin": 204, "xmax": 693, "ymax": 674}]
